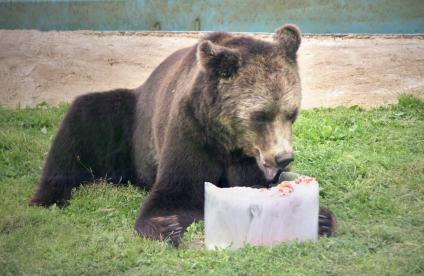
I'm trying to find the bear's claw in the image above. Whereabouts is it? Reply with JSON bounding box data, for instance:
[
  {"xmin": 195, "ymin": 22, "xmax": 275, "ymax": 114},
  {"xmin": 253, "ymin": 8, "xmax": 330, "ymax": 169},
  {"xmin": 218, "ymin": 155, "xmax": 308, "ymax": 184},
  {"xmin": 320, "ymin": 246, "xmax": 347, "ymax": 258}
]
[{"xmin": 136, "ymin": 215, "xmax": 185, "ymax": 247}]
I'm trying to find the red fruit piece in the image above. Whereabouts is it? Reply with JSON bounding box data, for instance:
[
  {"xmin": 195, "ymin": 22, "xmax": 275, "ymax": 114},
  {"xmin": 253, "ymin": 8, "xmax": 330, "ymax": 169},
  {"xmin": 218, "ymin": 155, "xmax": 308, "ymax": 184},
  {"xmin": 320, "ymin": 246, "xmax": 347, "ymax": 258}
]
[
  {"xmin": 277, "ymin": 181, "xmax": 294, "ymax": 195},
  {"xmin": 295, "ymin": 176, "xmax": 316, "ymax": 184}
]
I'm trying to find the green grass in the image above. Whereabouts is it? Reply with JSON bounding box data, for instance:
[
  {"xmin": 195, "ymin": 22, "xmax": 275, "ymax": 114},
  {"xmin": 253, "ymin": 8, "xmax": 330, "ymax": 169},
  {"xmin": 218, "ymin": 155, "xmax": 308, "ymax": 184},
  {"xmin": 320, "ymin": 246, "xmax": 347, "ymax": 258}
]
[{"xmin": 1, "ymin": 96, "xmax": 423, "ymax": 275}]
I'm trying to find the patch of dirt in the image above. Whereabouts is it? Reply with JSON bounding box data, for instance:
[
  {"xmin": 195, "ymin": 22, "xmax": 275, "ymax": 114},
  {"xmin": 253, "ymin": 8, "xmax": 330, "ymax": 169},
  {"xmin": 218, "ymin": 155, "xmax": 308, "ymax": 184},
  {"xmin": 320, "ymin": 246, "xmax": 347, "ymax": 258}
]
[{"xmin": 0, "ymin": 30, "xmax": 423, "ymax": 109}]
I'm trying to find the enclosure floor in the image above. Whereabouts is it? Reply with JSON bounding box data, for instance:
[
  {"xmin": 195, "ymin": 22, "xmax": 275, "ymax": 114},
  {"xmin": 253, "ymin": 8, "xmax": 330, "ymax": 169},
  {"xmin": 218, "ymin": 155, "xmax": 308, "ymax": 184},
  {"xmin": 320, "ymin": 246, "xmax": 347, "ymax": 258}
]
[{"xmin": 0, "ymin": 30, "xmax": 423, "ymax": 108}]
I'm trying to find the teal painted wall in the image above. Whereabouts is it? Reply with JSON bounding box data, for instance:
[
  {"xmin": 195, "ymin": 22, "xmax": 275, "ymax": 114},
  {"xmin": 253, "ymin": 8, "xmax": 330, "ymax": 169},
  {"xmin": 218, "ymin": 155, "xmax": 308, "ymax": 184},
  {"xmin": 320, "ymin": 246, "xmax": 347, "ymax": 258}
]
[{"xmin": 0, "ymin": 0, "xmax": 423, "ymax": 34}]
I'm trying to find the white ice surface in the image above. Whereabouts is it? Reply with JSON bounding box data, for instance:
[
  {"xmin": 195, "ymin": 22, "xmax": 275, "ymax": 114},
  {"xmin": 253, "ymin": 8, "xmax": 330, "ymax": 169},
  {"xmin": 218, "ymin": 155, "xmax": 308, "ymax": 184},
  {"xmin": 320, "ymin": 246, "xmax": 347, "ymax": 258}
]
[{"xmin": 204, "ymin": 181, "xmax": 319, "ymax": 249}]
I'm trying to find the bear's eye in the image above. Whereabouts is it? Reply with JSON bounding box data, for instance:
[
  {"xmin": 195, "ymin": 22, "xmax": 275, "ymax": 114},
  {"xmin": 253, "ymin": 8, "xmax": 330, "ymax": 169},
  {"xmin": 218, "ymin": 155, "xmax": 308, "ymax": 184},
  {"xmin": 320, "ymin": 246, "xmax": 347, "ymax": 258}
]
[
  {"xmin": 251, "ymin": 111, "xmax": 272, "ymax": 123},
  {"xmin": 286, "ymin": 109, "xmax": 299, "ymax": 122}
]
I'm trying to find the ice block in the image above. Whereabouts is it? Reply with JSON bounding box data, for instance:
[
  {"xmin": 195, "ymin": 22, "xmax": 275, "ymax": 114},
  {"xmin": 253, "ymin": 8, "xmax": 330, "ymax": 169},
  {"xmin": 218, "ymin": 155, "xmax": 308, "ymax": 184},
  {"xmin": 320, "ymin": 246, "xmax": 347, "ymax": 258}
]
[{"xmin": 204, "ymin": 173, "xmax": 319, "ymax": 250}]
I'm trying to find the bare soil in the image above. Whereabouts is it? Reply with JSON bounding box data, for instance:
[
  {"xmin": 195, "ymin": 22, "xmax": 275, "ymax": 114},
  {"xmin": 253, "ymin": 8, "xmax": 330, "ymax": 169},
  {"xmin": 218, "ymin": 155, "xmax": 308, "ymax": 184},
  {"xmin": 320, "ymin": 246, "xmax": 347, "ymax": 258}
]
[{"xmin": 0, "ymin": 30, "xmax": 423, "ymax": 109}]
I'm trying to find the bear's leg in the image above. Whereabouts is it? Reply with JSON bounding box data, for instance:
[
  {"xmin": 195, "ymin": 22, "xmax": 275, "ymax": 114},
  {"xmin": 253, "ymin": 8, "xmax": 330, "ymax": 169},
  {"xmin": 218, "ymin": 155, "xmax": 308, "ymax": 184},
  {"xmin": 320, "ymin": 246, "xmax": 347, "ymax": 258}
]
[
  {"xmin": 135, "ymin": 182, "xmax": 214, "ymax": 247},
  {"xmin": 135, "ymin": 189, "xmax": 206, "ymax": 247},
  {"xmin": 135, "ymin": 138, "xmax": 223, "ymax": 247},
  {"xmin": 30, "ymin": 90, "xmax": 137, "ymax": 207},
  {"xmin": 318, "ymin": 207, "xmax": 337, "ymax": 237},
  {"xmin": 30, "ymin": 111, "xmax": 92, "ymax": 207},
  {"xmin": 135, "ymin": 204, "xmax": 203, "ymax": 247}
]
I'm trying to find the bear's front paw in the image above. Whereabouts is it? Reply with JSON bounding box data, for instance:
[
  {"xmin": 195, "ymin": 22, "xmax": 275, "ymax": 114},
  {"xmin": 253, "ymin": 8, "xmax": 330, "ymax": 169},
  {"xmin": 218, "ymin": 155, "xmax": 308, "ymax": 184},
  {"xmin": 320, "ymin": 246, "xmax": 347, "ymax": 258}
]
[
  {"xmin": 318, "ymin": 207, "xmax": 337, "ymax": 237},
  {"xmin": 135, "ymin": 215, "xmax": 184, "ymax": 247}
]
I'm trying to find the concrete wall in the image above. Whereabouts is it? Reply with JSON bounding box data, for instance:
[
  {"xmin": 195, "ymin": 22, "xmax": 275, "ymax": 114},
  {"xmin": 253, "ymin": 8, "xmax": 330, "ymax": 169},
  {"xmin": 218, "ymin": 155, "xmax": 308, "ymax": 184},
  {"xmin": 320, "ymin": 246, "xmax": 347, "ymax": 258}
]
[{"xmin": 0, "ymin": 0, "xmax": 423, "ymax": 34}]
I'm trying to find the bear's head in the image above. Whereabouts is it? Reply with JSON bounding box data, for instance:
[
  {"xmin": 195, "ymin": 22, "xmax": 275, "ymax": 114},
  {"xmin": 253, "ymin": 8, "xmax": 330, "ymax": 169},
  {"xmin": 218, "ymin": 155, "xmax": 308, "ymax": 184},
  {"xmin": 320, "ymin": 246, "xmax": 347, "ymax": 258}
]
[{"xmin": 194, "ymin": 24, "xmax": 302, "ymax": 181}]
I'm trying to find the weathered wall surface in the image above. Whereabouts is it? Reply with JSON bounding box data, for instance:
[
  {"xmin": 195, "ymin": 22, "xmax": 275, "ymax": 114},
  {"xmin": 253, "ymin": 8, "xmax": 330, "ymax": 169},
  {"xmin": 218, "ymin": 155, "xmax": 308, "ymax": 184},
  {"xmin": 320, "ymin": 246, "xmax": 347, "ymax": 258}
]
[
  {"xmin": 0, "ymin": 30, "xmax": 422, "ymax": 108},
  {"xmin": 0, "ymin": 0, "xmax": 423, "ymax": 33}
]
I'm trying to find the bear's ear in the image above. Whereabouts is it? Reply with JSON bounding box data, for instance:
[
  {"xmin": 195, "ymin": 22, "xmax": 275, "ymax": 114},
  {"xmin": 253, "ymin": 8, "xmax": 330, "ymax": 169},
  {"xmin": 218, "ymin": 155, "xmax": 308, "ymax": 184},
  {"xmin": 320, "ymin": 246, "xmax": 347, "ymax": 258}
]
[
  {"xmin": 274, "ymin": 24, "xmax": 301, "ymax": 59},
  {"xmin": 197, "ymin": 40, "xmax": 241, "ymax": 78}
]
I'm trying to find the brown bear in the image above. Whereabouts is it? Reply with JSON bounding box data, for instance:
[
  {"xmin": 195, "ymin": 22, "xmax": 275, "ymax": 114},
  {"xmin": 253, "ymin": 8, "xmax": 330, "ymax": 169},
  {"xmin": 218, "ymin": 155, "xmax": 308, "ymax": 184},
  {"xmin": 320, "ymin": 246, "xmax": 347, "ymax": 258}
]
[{"xmin": 30, "ymin": 24, "xmax": 336, "ymax": 246}]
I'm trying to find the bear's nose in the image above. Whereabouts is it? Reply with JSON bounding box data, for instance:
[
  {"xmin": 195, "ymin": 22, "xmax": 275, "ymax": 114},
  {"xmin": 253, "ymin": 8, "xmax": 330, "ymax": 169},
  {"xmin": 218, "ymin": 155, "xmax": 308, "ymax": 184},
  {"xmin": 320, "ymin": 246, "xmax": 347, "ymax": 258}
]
[{"xmin": 275, "ymin": 154, "xmax": 294, "ymax": 169}]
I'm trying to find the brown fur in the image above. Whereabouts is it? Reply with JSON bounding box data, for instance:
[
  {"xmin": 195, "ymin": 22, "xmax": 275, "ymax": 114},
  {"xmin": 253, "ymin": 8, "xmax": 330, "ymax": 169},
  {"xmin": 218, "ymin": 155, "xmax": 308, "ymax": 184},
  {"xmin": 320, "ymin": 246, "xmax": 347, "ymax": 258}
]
[{"xmin": 30, "ymin": 25, "xmax": 336, "ymax": 246}]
